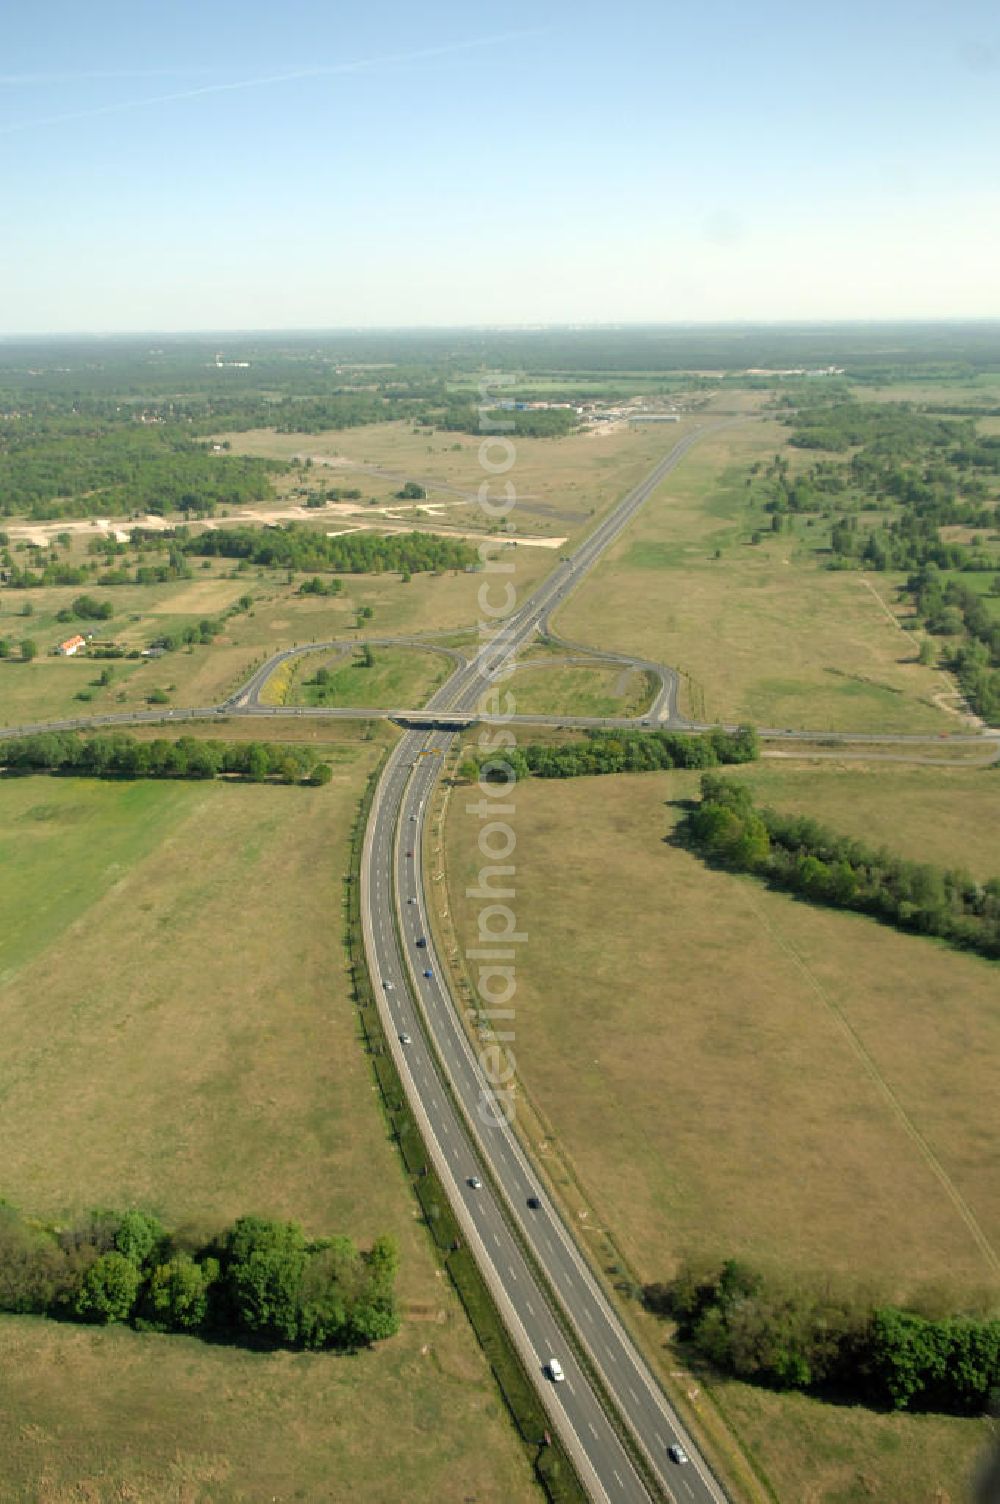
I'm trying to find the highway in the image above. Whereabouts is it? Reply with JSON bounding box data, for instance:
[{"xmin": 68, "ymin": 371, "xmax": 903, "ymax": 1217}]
[
  {"xmin": 360, "ymin": 429, "xmax": 731, "ymax": 1504},
  {"xmin": 2, "ymin": 425, "xmax": 996, "ymax": 1496}
]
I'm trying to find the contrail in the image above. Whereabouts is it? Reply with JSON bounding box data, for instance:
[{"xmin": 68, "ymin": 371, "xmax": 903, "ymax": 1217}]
[{"xmin": 0, "ymin": 31, "xmax": 542, "ymax": 136}]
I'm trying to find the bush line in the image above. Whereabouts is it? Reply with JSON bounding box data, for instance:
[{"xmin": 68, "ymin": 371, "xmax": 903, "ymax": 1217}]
[
  {"xmin": 1, "ymin": 730, "xmax": 331, "ymax": 785},
  {"xmin": 463, "ymin": 725, "xmax": 760, "ymax": 782},
  {"xmin": 646, "ymin": 1258, "xmax": 1000, "ymax": 1415},
  {"xmin": 0, "ymin": 1202, "xmax": 399, "ymax": 1352},
  {"xmin": 680, "ymin": 773, "xmax": 1000, "ymax": 961}
]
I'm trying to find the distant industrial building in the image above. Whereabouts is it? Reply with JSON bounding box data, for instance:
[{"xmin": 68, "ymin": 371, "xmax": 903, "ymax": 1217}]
[{"xmin": 628, "ymin": 413, "xmax": 680, "ymax": 424}]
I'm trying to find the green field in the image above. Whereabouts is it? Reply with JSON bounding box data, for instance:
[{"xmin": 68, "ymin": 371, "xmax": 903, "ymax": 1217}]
[
  {"xmin": 264, "ymin": 643, "xmax": 451, "ymax": 710},
  {"xmin": 440, "ymin": 759, "xmax": 1000, "ymax": 1502},
  {"xmin": 0, "ymin": 767, "xmax": 535, "ymax": 1503}
]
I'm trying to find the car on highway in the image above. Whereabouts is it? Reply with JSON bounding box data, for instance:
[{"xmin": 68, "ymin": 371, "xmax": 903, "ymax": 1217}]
[
  {"xmin": 668, "ymin": 1443, "xmax": 689, "ymax": 1465},
  {"xmin": 416, "ymin": 937, "xmax": 427, "ymax": 948},
  {"xmin": 422, "ymin": 968, "xmax": 433, "ymax": 978},
  {"xmin": 467, "ymin": 1175, "xmax": 483, "ymax": 1190},
  {"xmin": 399, "ymin": 1032, "xmax": 412, "ymax": 1045},
  {"xmin": 383, "ymin": 980, "xmax": 394, "ymax": 990},
  {"xmin": 407, "ymin": 896, "xmax": 416, "ymax": 904},
  {"xmin": 547, "ymin": 1359, "xmax": 565, "ymax": 1383},
  {"xmin": 406, "ymin": 850, "xmax": 414, "ymax": 858},
  {"xmin": 526, "ymin": 1195, "xmax": 541, "ymax": 1209}
]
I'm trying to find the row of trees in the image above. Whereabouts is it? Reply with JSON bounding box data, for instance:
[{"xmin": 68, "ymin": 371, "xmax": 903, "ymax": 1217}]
[
  {"xmin": 181, "ymin": 523, "xmax": 476, "ymax": 576},
  {"xmin": 0, "ymin": 1201, "xmax": 399, "ymax": 1351},
  {"xmin": 681, "ymin": 775, "xmax": 1000, "ymax": 960},
  {"xmin": 0, "ymin": 731, "xmax": 330, "ymax": 785},
  {"xmin": 463, "ymin": 727, "xmax": 760, "ymax": 782},
  {"xmin": 645, "ymin": 1258, "xmax": 999, "ymax": 1414},
  {"xmin": 908, "ymin": 565, "xmax": 1000, "ymax": 722}
]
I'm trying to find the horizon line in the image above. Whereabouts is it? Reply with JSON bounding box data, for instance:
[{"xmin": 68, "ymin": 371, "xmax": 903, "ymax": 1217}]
[{"xmin": 3, "ymin": 315, "xmax": 1000, "ymax": 342}]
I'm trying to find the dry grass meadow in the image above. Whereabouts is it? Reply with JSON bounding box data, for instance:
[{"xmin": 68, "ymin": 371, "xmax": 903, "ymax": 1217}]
[
  {"xmin": 0, "ymin": 557, "xmax": 512, "ymax": 727},
  {"xmin": 222, "ymin": 416, "xmax": 691, "ymax": 538},
  {"xmin": 440, "ymin": 759, "xmax": 1000, "ymax": 1501},
  {"xmin": 552, "ymin": 420, "xmax": 957, "ymax": 733},
  {"xmin": 481, "ymin": 661, "xmax": 654, "ymax": 719},
  {"xmin": 0, "ymin": 763, "xmax": 535, "ymax": 1503}
]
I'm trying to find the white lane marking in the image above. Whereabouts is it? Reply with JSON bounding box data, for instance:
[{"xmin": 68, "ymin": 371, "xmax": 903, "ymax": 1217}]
[
  {"xmin": 525, "ymin": 1300, "xmax": 536, "ymax": 1316},
  {"xmin": 613, "ymin": 1471, "xmax": 624, "ymax": 1489},
  {"xmin": 507, "ymin": 1264, "xmax": 518, "ymax": 1281},
  {"xmin": 588, "ymin": 1422, "xmax": 598, "ymax": 1439}
]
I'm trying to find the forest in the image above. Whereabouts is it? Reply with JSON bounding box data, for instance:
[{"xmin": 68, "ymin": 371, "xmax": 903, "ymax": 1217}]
[
  {"xmin": 645, "ymin": 1257, "xmax": 999, "ymax": 1415},
  {"xmin": 681, "ymin": 774, "xmax": 1000, "ymax": 960},
  {"xmin": 181, "ymin": 522, "xmax": 477, "ymax": 575},
  {"xmin": 0, "ymin": 423, "xmax": 281, "ymax": 520},
  {"xmin": 421, "ymin": 400, "xmax": 579, "ymax": 438},
  {"xmin": 0, "ymin": 1199, "xmax": 398, "ymax": 1351}
]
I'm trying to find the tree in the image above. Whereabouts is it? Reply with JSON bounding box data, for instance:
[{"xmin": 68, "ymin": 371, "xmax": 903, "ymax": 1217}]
[
  {"xmin": 74, "ymin": 1250, "xmax": 140, "ymax": 1323},
  {"xmin": 0, "ymin": 1202, "xmax": 72, "ymax": 1314},
  {"xmin": 114, "ymin": 1209, "xmax": 165, "ymax": 1268},
  {"xmin": 20, "ymin": 639, "xmax": 37, "ymax": 661},
  {"xmin": 148, "ymin": 1253, "xmax": 218, "ymax": 1331},
  {"xmin": 243, "ymin": 742, "xmax": 269, "ymax": 782},
  {"xmin": 0, "ymin": 639, "xmax": 10, "ymax": 658},
  {"xmin": 224, "ymin": 1217, "xmax": 307, "ymax": 1343}
]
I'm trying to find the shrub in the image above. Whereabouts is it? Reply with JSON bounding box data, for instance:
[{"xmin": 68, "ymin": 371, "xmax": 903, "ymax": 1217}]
[{"xmin": 74, "ymin": 1251, "xmax": 141, "ymax": 1323}]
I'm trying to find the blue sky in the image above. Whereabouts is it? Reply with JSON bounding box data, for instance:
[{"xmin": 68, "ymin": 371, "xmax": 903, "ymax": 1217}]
[{"xmin": 1, "ymin": 0, "xmax": 998, "ymax": 332}]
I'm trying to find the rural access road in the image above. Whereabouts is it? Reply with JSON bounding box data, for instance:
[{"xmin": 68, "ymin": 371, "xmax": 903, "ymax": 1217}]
[{"xmin": 360, "ymin": 428, "xmax": 732, "ymax": 1504}]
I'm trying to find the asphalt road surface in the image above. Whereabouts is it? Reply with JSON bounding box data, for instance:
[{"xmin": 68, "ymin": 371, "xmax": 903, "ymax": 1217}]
[{"xmin": 360, "ymin": 430, "xmax": 732, "ymax": 1503}]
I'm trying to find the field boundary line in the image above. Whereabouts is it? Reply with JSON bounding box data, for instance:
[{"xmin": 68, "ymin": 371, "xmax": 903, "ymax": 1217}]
[{"xmin": 741, "ymin": 891, "xmax": 1000, "ymax": 1277}]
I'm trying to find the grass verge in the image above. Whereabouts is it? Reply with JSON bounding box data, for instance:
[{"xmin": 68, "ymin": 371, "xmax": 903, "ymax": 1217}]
[{"xmin": 344, "ymin": 758, "xmax": 586, "ymax": 1504}]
